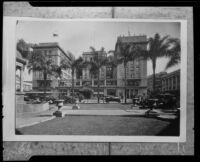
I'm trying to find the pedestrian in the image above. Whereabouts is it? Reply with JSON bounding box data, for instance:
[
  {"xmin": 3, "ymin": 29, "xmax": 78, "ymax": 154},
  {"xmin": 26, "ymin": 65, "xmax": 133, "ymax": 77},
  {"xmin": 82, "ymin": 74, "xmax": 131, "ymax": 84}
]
[{"xmin": 121, "ymin": 95, "xmax": 124, "ymax": 103}]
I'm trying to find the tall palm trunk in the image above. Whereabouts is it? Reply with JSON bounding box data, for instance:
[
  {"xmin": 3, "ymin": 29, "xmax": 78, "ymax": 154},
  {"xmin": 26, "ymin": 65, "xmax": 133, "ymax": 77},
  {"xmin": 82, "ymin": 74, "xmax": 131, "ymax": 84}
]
[
  {"xmin": 72, "ymin": 69, "xmax": 75, "ymax": 103},
  {"xmin": 97, "ymin": 69, "xmax": 100, "ymax": 104},
  {"xmin": 43, "ymin": 71, "xmax": 47, "ymax": 100},
  {"xmin": 152, "ymin": 59, "xmax": 156, "ymax": 93},
  {"xmin": 124, "ymin": 62, "xmax": 127, "ymax": 104}
]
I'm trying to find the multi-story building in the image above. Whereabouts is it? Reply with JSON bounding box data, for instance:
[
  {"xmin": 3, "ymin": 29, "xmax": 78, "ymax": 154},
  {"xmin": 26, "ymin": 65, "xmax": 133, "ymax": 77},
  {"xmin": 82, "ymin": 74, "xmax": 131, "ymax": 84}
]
[
  {"xmin": 16, "ymin": 49, "xmax": 33, "ymax": 112},
  {"xmin": 16, "ymin": 50, "xmax": 33, "ymax": 92},
  {"xmin": 161, "ymin": 69, "xmax": 180, "ymax": 94},
  {"xmin": 82, "ymin": 51, "xmax": 107, "ymax": 80},
  {"xmin": 32, "ymin": 42, "xmax": 72, "ymax": 93},
  {"xmin": 105, "ymin": 52, "xmax": 118, "ymax": 96},
  {"xmin": 81, "ymin": 51, "xmax": 107, "ymax": 96},
  {"xmin": 114, "ymin": 35, "xmax": 148, "ymax": 98},
  {"xmin": 147, "ymin": 72, "xmax": 167, "ymax": 92},
  {"xmin": 72, "ymin": 35, "xmax": 148, "ymax": 98}
]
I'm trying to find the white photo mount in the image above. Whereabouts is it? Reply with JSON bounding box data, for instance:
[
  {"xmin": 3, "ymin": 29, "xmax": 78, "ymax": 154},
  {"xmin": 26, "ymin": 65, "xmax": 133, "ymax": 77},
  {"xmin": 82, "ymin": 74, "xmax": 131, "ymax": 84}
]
[{"xmin": 3, "ymin": 17, "xmax": 187, "ymax": 142}]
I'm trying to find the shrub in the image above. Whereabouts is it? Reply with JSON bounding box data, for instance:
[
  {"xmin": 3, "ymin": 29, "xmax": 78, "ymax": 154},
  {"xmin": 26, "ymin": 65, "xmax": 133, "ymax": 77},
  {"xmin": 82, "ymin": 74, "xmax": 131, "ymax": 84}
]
[{"xmin": 79, "ymin": 88, "xmax": 93, "ymax": 99}]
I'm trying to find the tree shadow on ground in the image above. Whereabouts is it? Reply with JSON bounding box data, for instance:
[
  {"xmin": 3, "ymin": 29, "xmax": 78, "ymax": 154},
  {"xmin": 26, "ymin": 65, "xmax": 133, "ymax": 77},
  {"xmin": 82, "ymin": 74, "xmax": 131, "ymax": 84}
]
[{"xmin": 15, "ymin": 129, "xmax": 23, "ymax": 135}]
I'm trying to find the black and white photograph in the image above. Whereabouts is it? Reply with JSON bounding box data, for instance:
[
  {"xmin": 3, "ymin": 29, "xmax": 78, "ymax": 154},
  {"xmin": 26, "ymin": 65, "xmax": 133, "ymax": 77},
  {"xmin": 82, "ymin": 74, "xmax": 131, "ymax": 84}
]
[{"xmin": 3, "ymin": 18, "xmax": 187, "ymax": 142}]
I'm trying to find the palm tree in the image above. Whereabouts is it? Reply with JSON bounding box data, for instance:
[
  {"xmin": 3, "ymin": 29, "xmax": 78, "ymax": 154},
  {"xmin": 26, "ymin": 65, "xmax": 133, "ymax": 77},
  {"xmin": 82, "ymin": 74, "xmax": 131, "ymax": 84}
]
[
  {"xmin": 165, "ymin": 38, "xmax": 181, "ymax": 70},
  {"xmin": 115, "ymin": 40, "xmax": 141, "ymax": 103},
  {"xmin": 27, "ymin": 50, "xmax": 65, "ymax": 100},
  {"xmin": 85, "ymin": 47, "xmax": 108, "ymax": 103},
  {"xmin": 66, "ymin": 51, "xmax": 84, "ymax": 102},
  {"xmin": 50, "ymin": 59, "xmax": 71, "ymax": 99},
  {"xmin": 138, "ymin": 33, "xmax": 180, "ymax": 93},
  {"xmin": 17, "ymin": 39, "xmax": 31, "ymax": 59}
]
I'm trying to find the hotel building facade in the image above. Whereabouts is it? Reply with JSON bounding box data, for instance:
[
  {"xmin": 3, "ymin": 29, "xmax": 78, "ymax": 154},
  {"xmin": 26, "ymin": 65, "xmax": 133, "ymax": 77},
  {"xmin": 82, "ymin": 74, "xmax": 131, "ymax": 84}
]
[
  {"xmin": 114, "ymin": 35, "xmax": 148, "ymax": 98},
  {"xmin": 72, "ymin": 35, "xmax": 148, "ymax": 98},
  {"xmin": 32, "ymin": 42, "xmax": 73, "ymax": 94}
]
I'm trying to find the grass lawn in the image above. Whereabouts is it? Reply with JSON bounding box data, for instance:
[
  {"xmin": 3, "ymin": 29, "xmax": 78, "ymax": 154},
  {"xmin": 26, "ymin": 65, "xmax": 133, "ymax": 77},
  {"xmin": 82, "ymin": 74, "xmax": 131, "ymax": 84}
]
[{"xmin": 16, "ymin": 115, "xmax": 177, "ymax": 136}]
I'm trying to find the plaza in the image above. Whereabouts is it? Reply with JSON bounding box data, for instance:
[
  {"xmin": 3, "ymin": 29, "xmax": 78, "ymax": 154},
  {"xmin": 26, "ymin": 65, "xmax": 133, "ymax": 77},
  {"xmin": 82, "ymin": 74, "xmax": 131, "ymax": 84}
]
[
  {"xmin": 16, "ymin": 103, "xmax": 179, "ymax": 136},
  {"xmin": 14, "ymin": 20, "xmax": 181, "ymax": 137}
]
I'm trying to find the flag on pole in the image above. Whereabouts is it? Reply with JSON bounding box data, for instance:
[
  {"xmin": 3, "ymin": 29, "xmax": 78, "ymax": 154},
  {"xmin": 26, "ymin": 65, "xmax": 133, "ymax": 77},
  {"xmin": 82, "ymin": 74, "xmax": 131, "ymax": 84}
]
[{"xmin": 53, "ymin": 33, "xmax": 58, "ymax": 37}]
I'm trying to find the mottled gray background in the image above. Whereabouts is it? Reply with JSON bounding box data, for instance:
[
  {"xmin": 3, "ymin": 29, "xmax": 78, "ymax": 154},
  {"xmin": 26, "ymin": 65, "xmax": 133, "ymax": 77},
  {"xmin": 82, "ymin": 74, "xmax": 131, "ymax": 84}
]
[{"xmin": 3, "ymin": 2, "xmax": 194, "ymax": 159}]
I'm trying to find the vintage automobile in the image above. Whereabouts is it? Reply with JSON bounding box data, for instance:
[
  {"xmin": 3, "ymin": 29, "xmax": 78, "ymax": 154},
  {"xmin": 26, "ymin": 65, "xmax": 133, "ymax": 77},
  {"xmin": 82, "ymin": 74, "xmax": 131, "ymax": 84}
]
[
  {"xmin": 139, "ymin": 93, "xmax": 178, "ymax": 109},
  {"xmin": 24, "ymin": 95, "xmax": 30, "ymax": 102},
  {"xmin": 132, "ymin": 97, "xmax": 140, "ymax": 105},
  {"xmin": 105, "ymin": 95, "xmax": 121, "ymax": 103}
]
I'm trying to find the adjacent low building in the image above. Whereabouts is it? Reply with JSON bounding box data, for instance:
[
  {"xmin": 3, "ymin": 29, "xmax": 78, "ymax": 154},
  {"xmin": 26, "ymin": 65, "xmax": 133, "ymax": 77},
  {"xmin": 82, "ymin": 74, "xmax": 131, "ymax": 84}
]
[
  {"xmin": 16, "ymin": 50, "xmax": 33, "ymax": 92},
  {"xmin": 146, "ymin": 69, "xmax": 180, "ymax": 98},
  {"xmin": 147, "ymin": 72, "xmax": 167, "ymax": 93},
  {"xmin": 161, "ymin": 69, "xmax": 180, "ymax": 95},
  {"xmin": 16, "ymin": 49, "xmax": 33, "ymax": 114}
]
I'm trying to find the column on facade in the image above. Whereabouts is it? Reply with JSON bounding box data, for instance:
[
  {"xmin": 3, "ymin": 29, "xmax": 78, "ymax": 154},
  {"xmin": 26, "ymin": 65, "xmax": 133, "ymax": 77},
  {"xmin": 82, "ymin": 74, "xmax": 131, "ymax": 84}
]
[
  {"xmin": 104, "ymin": 88, "xmax": 107, "ymax": 96},
  {"xmin": 166, "ymin": 79, "xmax": 169, "ymax": 91},
  {"xmin": 92, "ymin": 79, "xmax": 94, "ymax": 87},
  {"xmin": 104, "ymin": 79, "xmax": 106, "ymax": 87},
  {"xmin": 167, "ymin": 78, "xmax": 170, "ymax": 90},
  {"xmin": 20, "ymin": 66, "xmax": 24, "ymax": 92},
  {"xmin": 129, "ymin": 89, "xmax": 131, "ymax": 99},
  {"xmin": 80, "ymin": 79, "xmax": 82, "ymax": 86},
  {"xmin": 170, "ymin": 78, "xmax": 172, "ymax": 90},
  {"xmin": 123, "ymin": 89, "xmax": 125, "ymax": 101},
  {"xmin": 175, "ymin": 76, "xmax": 178, "ymax": 90}
]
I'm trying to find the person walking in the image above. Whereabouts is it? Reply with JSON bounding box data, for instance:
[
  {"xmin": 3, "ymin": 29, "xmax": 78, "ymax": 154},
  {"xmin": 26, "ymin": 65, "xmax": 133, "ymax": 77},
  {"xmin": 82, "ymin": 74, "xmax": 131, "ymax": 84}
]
[{"xmin": 121, "ymin": 95, "xmax": 124, "ymax": 103}]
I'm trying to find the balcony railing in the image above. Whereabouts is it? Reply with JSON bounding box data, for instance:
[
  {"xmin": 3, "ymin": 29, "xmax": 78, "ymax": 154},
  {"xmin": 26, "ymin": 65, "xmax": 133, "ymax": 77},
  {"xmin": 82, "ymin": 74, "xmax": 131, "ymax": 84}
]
[{"xmin": 58, "ymin": 79, "xmax": 144, "ymax": 88}]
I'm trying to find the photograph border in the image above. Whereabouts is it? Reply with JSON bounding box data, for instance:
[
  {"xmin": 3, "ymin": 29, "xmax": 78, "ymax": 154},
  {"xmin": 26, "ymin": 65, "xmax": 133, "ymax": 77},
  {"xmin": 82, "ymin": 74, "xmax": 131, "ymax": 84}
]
[{"xmin": 3, "ymin": 17, "xmax": 187, "ymax": 142}]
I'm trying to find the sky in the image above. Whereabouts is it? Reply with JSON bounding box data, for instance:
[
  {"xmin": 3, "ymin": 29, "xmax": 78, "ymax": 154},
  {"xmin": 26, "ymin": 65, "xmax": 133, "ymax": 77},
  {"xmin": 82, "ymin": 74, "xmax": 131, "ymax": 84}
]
[{"xmin": 16, "ymin": 20, "xmax": 180, "ymax": 75}]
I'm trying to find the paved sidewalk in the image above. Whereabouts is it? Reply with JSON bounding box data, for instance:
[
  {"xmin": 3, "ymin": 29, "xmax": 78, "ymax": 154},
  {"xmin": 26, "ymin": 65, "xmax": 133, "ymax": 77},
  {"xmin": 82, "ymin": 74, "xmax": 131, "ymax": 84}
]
[
  {"xmin": 80, "ymin": 99, "xmax": 133, "ymax": 104},
  {"xmin": 16, "ymin": 104, "xmax": 177, "ymax": 128}
]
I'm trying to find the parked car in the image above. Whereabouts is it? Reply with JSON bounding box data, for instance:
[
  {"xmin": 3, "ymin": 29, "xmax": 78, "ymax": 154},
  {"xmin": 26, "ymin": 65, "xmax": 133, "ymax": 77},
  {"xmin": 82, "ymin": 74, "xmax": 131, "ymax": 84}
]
[
  {"xmin": 24, "ymin": 95, "xmax": 30, "ymax": 102},
  {"xmin": 139, "ymin": 92, "xmax": 178, "ymax": 109},
  {"xmin": 132, "ymin": 97, "xmax": 140, "ymax": 105},
  {"xmin": 105, "ymin": 95, "xmax": 121, "ymax": 103},
  {"xmin": 156, "ymin": 93, "xmax": 178, "ymax": 109},
  {"xmin": 147, "ymin": 98, "xmax": 162, "ymax": 109}
]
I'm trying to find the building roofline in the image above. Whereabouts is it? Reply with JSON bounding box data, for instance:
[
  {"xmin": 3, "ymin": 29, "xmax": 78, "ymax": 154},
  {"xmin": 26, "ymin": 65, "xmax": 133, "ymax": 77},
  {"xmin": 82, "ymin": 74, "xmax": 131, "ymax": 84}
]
[
  {"xmin": 147, "ymin": 72, "xmax": 168, "ymax": 77},
  {"xmin": 82, "ymin": 51, "xmax": 107, "ymax": 55},
  {"xmin": 161, "ymin": 69, "xmax": 180, "ymax": 78},
  {"xmin": 32, "ymin": 43, "xmax": 71, "ymax": 60}
]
